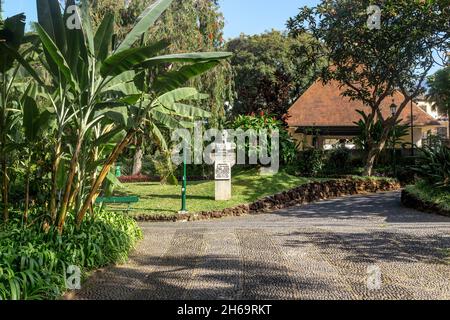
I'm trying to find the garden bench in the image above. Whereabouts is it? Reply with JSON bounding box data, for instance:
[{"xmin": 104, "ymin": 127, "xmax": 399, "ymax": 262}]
[{"xmin": 95, "ymin": 196, "xmax": 140, "ymax": 214}]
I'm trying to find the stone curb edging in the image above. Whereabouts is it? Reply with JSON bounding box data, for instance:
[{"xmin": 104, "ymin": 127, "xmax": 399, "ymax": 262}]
[
  {"xmin": 401, "ymin": 189, "xmax": 450, "ymax": 217},
  {"xmin": 133, "ymin": 178, "xmax": 401, "ymax": 222}
]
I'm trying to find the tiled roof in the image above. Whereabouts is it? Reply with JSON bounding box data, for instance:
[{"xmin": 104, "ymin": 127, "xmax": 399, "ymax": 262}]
[{"xmin": 286, "ymin": 80, "xmax": 441, "ymax": 127}]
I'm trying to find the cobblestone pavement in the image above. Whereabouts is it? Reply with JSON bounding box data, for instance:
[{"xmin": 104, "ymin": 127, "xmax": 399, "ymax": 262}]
[{"xmin": 73, "ymin": 192, "xmax": 450, "ymax": 300}]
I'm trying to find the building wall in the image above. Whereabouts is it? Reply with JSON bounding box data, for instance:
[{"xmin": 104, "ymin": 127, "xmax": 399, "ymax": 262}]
[
  {"xmin": 417, "ymin": 100, "xmax": 439, "ymax": 119},
  {"xmin": 288, "ymin": 126, "xmax": 434, "ymax": 150}
]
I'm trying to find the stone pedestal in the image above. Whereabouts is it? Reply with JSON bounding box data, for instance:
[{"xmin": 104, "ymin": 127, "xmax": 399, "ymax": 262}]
[
  {"xmin": 214, "ymin": 131, "xmax": 235, "ymax": 201},
  {"xmin": 215, "ymin": 180, "xmax": 231, "ymax": 201}
]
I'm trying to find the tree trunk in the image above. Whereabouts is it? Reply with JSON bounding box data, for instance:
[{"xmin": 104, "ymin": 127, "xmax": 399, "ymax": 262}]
[
  {"xmin": 1, "ymin": 157, "xmax": 8, "ymax": 223},
  {"xmin": 76, "ymin": 130, "xmax": 135, "ymax": 226},
  {"xmin": 363, "ymin": 140, "xmax": 387, "ymax": 176},
  {"xmin": 58, "ymin": 136, "xmax": 83, "ymax": 234},
  {"xmin": 24, "ymin": 164, "xmax": 30, "ymax": 224},
  {"xmin": 50, "ymin": 141, "xmax": 61, "ymax": 223},
  {"xmin": 132, "ymin": 145, "xmax": 143, "ymax": 176}
]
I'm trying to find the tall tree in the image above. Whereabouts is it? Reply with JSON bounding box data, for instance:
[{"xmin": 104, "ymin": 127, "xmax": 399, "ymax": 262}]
[
  {"xmin": 288, "ymin": 0, "xmax": 449, "ymax": 176},
  {"xmin": 226, "ymin": 30, "xmax": 324, "ymax": 118},
  {"xmin": 89, "ymin": 0, "xmax": 234, "ymax": 126},
  {"xmin": 89, "ymin": 0, "xmax": 234, "ymax": 175},
  {"xmin": 428, "ymin": 67, "xmax": 450, "ymax": 137}
]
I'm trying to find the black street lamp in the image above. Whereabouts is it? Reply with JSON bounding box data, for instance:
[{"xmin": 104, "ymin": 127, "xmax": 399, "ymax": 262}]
[
  {"xmin": 390, "ymin": 100, "xmax": 398, "ymax": 176},
  {"xmin": 410, "ymin": 99, "xmax": 414, "ymax": 156}
]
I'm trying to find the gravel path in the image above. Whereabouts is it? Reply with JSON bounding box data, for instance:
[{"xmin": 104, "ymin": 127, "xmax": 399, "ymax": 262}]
[{"xmin": 73, "ymin": 192, "xmax": 450, "ymax": 300}]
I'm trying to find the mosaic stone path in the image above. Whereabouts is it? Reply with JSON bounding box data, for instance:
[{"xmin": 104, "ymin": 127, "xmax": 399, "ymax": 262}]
[{"xmin": 72, "ymin": 192, "xmax": 450, "ymax": 300}]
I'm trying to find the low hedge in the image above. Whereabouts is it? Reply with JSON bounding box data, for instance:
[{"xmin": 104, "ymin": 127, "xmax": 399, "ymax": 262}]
[{"xmin": 0, "ymin": 211, "xmax": 142, "ymax": 300}]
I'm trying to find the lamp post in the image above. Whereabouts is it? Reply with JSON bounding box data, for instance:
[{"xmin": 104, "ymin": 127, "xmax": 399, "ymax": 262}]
[
  {"xmin": 180, "ymin": 150, "xmax": 187, "ymax": 213},
  {"xmin": 390, "ymin": 100, "xmax": 398, "ymax": 176},
  {"xmin": 410, "ymin": 98, "xmax": 414, "ymax": 156}
]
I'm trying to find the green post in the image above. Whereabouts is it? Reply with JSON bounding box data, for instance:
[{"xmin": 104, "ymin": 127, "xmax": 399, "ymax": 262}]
[{"xmin": 180, "ymin": 151, "xmax": 187, "ymax": 212}]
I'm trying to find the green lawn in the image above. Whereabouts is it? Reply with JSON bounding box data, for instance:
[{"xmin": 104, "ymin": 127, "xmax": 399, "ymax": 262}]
[
  {"xmin": 111, "ymin": 168, "xmax": 316, "ymax": 217},
  {"xmin": 405, "ymin": 181, "xmax": 450, "ymax": 211}
]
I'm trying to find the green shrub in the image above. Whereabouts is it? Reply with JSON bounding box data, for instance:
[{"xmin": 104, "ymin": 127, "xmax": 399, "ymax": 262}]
[
  {"xmin": 324, "ymin": 146, "xmax": 351, "ymax": 174},
  {"xmin": 298, "ymin": 148, "xmax": 325, "ymax": 177},
  {"xmin": 230, "ymin": 113, "xmax": 297, "ymax": 165},
  {"xmin": 412, "ymin": 145, "xmax": 450, "ymax": 190},
  {"xmin": 0, "ymin": 211, "xmax": 142, "ymax": 300}
]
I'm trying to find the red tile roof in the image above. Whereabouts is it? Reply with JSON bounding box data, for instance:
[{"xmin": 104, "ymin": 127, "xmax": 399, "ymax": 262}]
[{"xmin": 286, "ymin": 80, "xmax": 440, "ymax": 127}]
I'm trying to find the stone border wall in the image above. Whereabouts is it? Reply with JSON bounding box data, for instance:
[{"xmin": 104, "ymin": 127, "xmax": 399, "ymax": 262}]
[
  {"xmin": 134, "ymin": 178, "xmax": 400, "ymax": 222},
  {"xmin": 401, "ymin": 189, "xmax": 450, "ymax": 217}
]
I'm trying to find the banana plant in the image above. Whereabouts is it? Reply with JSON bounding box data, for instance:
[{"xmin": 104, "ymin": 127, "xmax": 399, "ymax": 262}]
[
  {"xmin": 0, "ymin": 13, "xmax": 40, "ymax": 223},
  {"xmin": 26, "ymin": 0, "xmax": 231, "ymax": 232}
]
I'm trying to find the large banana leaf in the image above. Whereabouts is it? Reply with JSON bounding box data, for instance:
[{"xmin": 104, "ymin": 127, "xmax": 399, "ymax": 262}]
[
  {"xmin": 94, "ymin": 12, "xmax": 114, "ymax": 63},
  {"xmin": 155, "ymin": 87, "xmax": 201, "ymax": 108},
  {"xmin": 138, "ymin": 52, "xmax": 233, "ymax": 68},
  {"xmin": 0, "ymin": 44, "xmax": 45, "ymax": 86},
  {"xmin": 153, "ymin": 60, "xmax": 220, "ymax": 94},
  {"xmin": 63, "ymin": 0, "xmax": 81, "ymax": 70},
  {"xmin": 34, "ymin": 23, "xmax": 79, "ymax": 92},
  {"xmin": 150, "ymin": 109, "xmax": 188, "ymax": 129},
  {"xmin": 102, "ymin": 71, "xmax": 140, "ymax": 96},
  {"xmin": 36, "ymin": 0, "xmax": 67, "ymax": 77},
  {"xmin": 115, "ymin": 0, "xmax": 174, "ymax": 54},
  {"xmin": 80, "ymin": 0, "xmax": 95, "ymax": 57},
  {"xmin": 101, "ymin": 40, "xmax": 169, "ymax": 77},
  {"xmin": 171, "ymin": 103, "xmax": 211, "ymax": 118},
  {"xmin": 22, "ymin": 96, "xmax": 40, "ymax": 141},
  {"xmin": 36, "ymin": 0, "xmax": 66, "ymax": 53},
  {"xmin": 148, "ymin": 121, "xmax": 168, "ymax": 151}
]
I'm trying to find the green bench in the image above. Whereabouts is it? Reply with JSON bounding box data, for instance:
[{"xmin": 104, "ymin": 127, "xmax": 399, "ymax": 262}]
[{"xmin": 95, "ymin": 196, "xmax": 140, "ymax": 214}]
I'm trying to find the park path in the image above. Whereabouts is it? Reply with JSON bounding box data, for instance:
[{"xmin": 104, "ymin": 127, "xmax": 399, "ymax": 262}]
[{"xmin": 72, "ymin": 192, "xmax": 450, "ymax": 300}]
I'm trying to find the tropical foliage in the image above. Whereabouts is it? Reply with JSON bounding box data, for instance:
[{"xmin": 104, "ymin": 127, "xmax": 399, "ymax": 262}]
[
  {"xmin": 0, "ymin": 0, "xmax": 231, "ymax": 300},
  {"xmin": 412, "ymin": 144, "xmax": 450, "ymax": 190},
  {"xmin": 0, "ymin": 0, "xmax": 231, "ymax": 233}
]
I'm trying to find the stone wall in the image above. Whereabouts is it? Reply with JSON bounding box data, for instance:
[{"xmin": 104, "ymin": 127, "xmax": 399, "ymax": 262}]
[
  {"xmin": 401, "ymin": 189, "xmax": 450, "ymax": 217},
  {"xmin": 135, "ymin": 178, "xmax": 400, "ymax": 222}
]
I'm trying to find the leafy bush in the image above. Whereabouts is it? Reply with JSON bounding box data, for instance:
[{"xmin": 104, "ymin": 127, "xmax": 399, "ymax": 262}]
[
  {"xmin": 230, "ymin": 113, "xmax": 297, "ymax": 165},
  {"xmin": 0, "ymin": 211, "xmax": 142, "ymax": 300},
  {"xmin": 323, "ymin": 146, "xmax": 351, "ymax": 174},
  {"xmin": 412, "ymin": 145, "xmax": 450, "ymax": 189},
  {"xmin": 297, "ymin": 148, "xmax": 325, "ymax": 177}
]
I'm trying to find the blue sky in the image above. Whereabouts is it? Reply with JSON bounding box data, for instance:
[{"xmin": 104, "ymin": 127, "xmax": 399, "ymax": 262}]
[
  {"xmin": 2, "ymin": 0, "xmax": 442, "ymax": 75},
  {"xmin": 3, "ymin": 0, "xmax": 318, "ymax": 38},
  {"xmin": 218, "ymin": 0, "xmax": 319, "ymax": 39}
]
